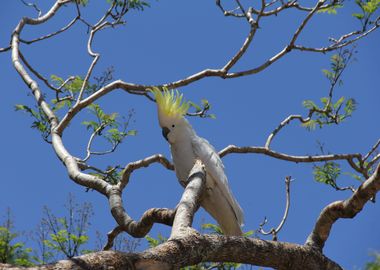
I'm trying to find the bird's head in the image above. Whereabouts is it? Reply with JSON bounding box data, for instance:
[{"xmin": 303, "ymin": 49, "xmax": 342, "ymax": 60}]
[{"xmin": 150, "ymin": 87, "xmax": 190, "ymax": 144}]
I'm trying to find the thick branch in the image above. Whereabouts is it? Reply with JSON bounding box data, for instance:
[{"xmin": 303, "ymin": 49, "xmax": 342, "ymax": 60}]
[
  {"xmin": 0, "ymin": 234, "xmax": 343, "ymax": 270},
  {"xmin": 306, "ymin": 163, "xmax": 380, "ymax": 250},
  {"xmin": 170, "ymin": 160, "xmax": 206, "ymax": 239}
]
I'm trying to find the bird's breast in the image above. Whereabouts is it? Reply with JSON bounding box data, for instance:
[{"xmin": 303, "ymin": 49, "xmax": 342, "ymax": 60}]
[{"xmin": 170, "ymin": 141, "xmax": 197, "ymax": 186}]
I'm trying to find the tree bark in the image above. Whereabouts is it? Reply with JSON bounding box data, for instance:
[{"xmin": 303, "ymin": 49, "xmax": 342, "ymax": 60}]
[{"xmin": 0, "ymin": 235, "xmax": 342, "ymax": 270}]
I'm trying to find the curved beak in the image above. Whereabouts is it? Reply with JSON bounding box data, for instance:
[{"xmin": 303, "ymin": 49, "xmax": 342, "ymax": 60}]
[{"xmin": 162, "ymin": 127, "xmax": 170, "ymax": 141}]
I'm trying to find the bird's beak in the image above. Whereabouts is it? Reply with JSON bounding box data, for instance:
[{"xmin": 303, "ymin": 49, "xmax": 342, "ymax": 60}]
[{"xmin": 162, "ymin": 127, "xmax": 170, "ymax": 141}]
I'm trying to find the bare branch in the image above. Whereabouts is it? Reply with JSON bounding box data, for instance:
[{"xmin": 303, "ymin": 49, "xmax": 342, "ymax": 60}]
[
  {"xmin": 258, "ymin": 176, "xmax": 293, "ymax": 240},
  {"xmin": 103, "ymin": 225, "xmax": 123, "ymax": 250},
  {"xmin": 364, "ymin": 139, "xmax": 380, "ymax": 162},
  {"xmin": 219, "ymin": 145, "xmax": 361, "ymax": 163},
  {"xmin": 306, "ymin": 163, "xmax": 380, "ymax": 250},
  {"xmin": 20, "ymin": 0, "xmax": 42, "ymax": 17},
  {"xmin": 0, "ymin": 46, "xmax": 11, "ymax": 53},
  {"xmin": 108, "ymin": 185, "xmax": 175, "ymax": 238},
  {"xmin": 293, "ymin": 18, "xmax": 380, "ymax": 53},
  {"xmin": 119, "ymin": 154, "xmax": 174, "ymax": 190},
  {"xmin": 20, "ymin": 16, "xmax": 79, "ymax": 45},
  {"xmin": 265, "ymin": 115, "xmax": 310, "ymax": 149},
  {"xmin": 18, "ymin": 50, "xmax": 61, "ymax": 92},
  {"xmin": 170, "ymin": 160, "xmax": 206, "ymax": 239}
]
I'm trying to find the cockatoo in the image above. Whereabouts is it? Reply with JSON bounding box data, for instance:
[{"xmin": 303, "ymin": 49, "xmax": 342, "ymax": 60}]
[{"xmin": 151, "ymin": 88, "xmax": 244, "ymax": 236}]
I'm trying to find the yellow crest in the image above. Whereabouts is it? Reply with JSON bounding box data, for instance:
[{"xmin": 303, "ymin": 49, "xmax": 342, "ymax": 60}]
[{"xmin": 150, "ymin": 87, "xmax": 189, "ymax": 119}]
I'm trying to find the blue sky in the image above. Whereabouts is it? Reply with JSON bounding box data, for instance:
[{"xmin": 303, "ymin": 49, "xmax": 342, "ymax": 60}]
[{"xmin": 0, "ymin": 0, "xmax": 379, "ymax": 268}]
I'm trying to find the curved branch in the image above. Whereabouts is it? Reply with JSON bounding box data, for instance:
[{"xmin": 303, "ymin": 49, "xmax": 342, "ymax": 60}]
[
  {"xmin": 119, "ymin": 154, "xmax": 174, "ymax": 190},
  {"xmin": 306, "ymin": 162, "xmax": 380, "ymax": 250},
  {"xmin": 108, "ymin": 186, "xmax": 175, "ymax": 238},
  {"xmin": 258, "ymin": 176, "xmax": 293, "ymax": 240},
  {"xmin": 11, "ymin": 0, "xmax": 111, "ymax": 196}
]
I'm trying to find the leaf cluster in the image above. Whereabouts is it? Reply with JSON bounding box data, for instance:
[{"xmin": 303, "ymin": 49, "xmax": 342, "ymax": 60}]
[
  {"xmin": 317, "ymin": 3, "xmax": 343, "ymax": 14},
  {"xmin": 353, "ymin": 0, "xmax": 380, "ymax": 30},
  {"xmin": 14, "ymin": 104, "xmax": 51, "ymax": 143},
  {"xmin": 188, "ymin": 99, "xmax": 216, "ymax": 119},
  {"xmin": 313, "ymin": 161, "xmax": 342, "ymax": 188},
  {"xmin": 83, "ymin": 104, "xmax": 136, "ymax": 151},
  {"xmin": 302, "ymin": 96, "xmax": 356, "ymax": 130},
  {"xmin": 301, "ymin": 51, "xmax": 357, "ymax": 130},
  {"xmin": 0, "ymin": 211, "xmax": 34, "ymax": 266},
  {"xmin": 41, "ymin": 195, "xmax": 93, "ymax": 259}
]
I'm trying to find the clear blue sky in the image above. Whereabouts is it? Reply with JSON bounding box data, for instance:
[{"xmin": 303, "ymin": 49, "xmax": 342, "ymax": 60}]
[{"xmin": 0, "ymin": 0, "xmax": 379, "ymax": 268}]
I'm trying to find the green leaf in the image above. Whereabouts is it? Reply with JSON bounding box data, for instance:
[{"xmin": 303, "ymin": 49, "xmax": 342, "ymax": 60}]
[
  {"xmin": 201, "ymin": 223, "xmax": 224, "ymax": 235},
  {"xmin": 208, "ymin": 114, "xmax": 216, "ymax": 119},
  {"xmin": 317, "ymin": 4, "xmax": 343, "ymax": 14},
  {"xmin": 362, "ymin": 0, "xmax": 380, "ymax": 13},
  {"xmin": 188, "ymin": 101, "xmax": 201, "ymax": 112},
  {"xmin": 302, "ymin": 100, "xmax": 317, "ymax": 110},
  {"xmin": 333, "ymin": 96, "xmax": 345, "ymax": 109},
  {"xmin": 313, "ymin": 162, "xmax": 341, "ymax": 187},
  {"xmin": 301, "ymin": 119, "xmax": 317, "ymax": 131},
  {"xmin": 352, "ymin": 12, "xmax": 365, "ymax": 19},
  {"xmin": 82, "ymin": 121, "xmax": 99, "ymax": 131},
  {"xmin": 127, "ymin": 129, "xmax": 137, "ymax": 136}
]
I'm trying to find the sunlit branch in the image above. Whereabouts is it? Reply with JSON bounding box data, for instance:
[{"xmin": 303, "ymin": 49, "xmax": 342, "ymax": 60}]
[
  {"xmin": 170, "ymin": 160, "xmax": 206, "ymax": 239},
  {"xmin": 293, "ymin": 17, "xmax": 380, "ymax": 53},
  {"xmin": 20, "ymin": 0, "xmax": 42, "ymax": 17},
  {"xmin": 108, "ymin": 185, "xmax": 175, "ymax": 238},
  {"xmin": 265, "ymin": 114, "xmax": 311, "ymax": 149},
  {"xmin": 119, "ymin": 154, "xmax": 174, "ymax": 190},
  {"xmin": 103, "ymin": 225, "xmax": 123, "ymax": 250},
  {"xmin": 306, "ymin": 163, "xmax": 380, "ymax": 250},
  {"xmin": 18, "ymin": 51, "xmax": 61, "ymax": 92},
  {"xmin": 258, "ymin": 176, "xmax": 293, "ymax": 241},
  {"xmin": 219, "ymin": 145, "xmax": 361, "ymax": 163},
  {"xmin": 364, "ymin": 139, "xmax": 380, "ymax": 162},
  {"xmin": 20, "ymin": 16, "xmax": 79, "ymax": 45}
]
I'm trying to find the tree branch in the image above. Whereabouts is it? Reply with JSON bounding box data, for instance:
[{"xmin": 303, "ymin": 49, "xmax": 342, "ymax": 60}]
[
  {"xmin": 0, "ymin": 234, "xmax": 344, "ymax": 270},
  {"xmin": 219, "ymin": 145, "xmax": 361, "ymax": 164},
  {"xmin": 306, "ymin": 162, "xmax": 380, "ymax": 250},
  {"xmin": 170, "ymin": 160, "xmax": 206, "ymax": 239},
  {"xmin": 119, "ymin": 154, "xmax": 174, "ymax": 191},
  {"xmin": 107, "ymin": 185, "xmax": 175, "ymax": 238},
  {"xmin": 258, "ymin": 176, "xmax": 293, "ymax": 240}
]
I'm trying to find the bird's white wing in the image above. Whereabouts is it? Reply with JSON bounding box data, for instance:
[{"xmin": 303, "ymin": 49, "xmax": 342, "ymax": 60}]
[{"xmin": 191, "ymin": 136, "xmax": 244, "ymax": 228}]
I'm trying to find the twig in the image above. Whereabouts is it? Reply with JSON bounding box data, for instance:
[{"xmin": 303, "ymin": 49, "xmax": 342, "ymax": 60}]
[
  {"xmin": 293, "ymin": 17, "xmax": 380, "ymax": 53},
  {"xmin": 18, "ymin": 51, "xmax": 62, "ymax": 92},
  {"xmin": 20, "ymin": 0, "xmax": 42, "ymax": 17},
  {"xmin": 20, "ymin": 16, "xmax": 79, "ymax": 45},
  {"xmin": 265, "ymin": 115, "xmax": 310, "ymax": 149},
  {"xmin": 258, "ymin": 176, "xmax": 293, "ymax": 240},
  {"xmin": 363, "ymin": 139, "xmax": 380, "ymax": 162}
]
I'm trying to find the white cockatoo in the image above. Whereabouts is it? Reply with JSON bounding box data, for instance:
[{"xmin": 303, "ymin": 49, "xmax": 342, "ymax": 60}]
[{"xmin": 151, "ymin": 88, "xmax": 244, "ymax": 236}]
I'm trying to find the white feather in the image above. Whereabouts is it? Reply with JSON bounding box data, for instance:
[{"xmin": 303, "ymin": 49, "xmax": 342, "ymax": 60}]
[{"xmin": 169, "ymin": 121, "xmax": 244, "ymax": 236}]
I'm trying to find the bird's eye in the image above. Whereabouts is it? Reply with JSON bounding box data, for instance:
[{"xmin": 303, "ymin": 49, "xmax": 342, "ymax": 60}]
[{"xmin": 172, "ymin": 124, "xmax": 175, "ymax": 128}]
